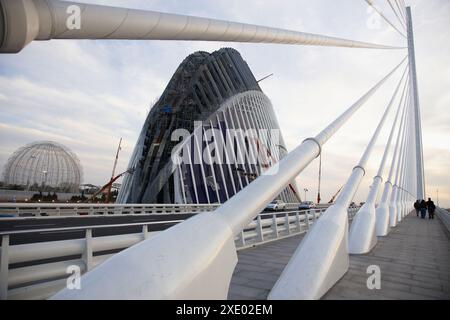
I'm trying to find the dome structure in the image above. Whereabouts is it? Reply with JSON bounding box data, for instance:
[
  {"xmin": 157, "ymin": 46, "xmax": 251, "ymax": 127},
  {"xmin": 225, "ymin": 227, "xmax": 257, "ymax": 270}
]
[{"xmin": 2, "ymin": 141, "xmax": 83, "ymax": 192}]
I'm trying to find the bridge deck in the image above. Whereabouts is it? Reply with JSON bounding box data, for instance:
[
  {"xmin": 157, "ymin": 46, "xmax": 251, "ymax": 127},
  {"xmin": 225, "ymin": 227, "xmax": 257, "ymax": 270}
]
[{"xmin": 228, "ymin": 213, "xmax": 450, "ymax": 300}]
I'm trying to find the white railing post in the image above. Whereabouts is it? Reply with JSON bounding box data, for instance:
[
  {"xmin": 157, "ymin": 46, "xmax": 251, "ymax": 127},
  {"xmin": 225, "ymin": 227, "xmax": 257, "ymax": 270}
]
[
  {"xmin": 285, "ymin": 213, "xmax": 291, "ymax": 235},
  {"xmin": 142, "ymin": 225, "xmax": 149, "ymax": 240},
  {"xmin": 256, "ymin": 215, "xmax": 264, "ymax": 242},
  {"xmin": 84, "ymin": 229, "xmax": 93, "ymax": 272},
  {"xmin": 0, "ymin": 235, "xmax": 10, "ymax": 300},
  {"xmin": 304, "ymin": 211, "xmax": 310, "ymax": 230},
  {"xmin": 272, "ymin": 215, "xmax": 279, "ymax": 238},
  {"xmin": 295, "ymin": 212, "xmax": 302, "ymax": 232},
  {"xmin": 237, "ymin": 231, "xmax": 246, "ymax": 247}
]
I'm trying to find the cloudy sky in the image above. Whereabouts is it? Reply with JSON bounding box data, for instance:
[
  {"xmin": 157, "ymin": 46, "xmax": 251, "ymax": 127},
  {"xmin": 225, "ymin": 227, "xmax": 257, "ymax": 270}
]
[{"xmin": 0, "ymin": 0, "xmax": 449, "ymax": 206}]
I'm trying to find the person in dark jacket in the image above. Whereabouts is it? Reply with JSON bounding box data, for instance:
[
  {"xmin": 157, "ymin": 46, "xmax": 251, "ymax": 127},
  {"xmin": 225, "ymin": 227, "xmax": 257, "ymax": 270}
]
[
  {"xmin": 414, "ymin": 200, "xmax": 420, "ymax": 217},
  {"xmin": 419, "ymin": 200, "xmax": 427, "ymax": 219},
  {"xmin": 426, "ymin": 198, "xmax": 436, "ymax": 219}
]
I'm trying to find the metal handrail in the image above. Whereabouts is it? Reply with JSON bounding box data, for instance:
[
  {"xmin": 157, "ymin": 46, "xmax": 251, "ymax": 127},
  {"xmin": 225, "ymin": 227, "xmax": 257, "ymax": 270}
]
[
  {"xmin": 0, "ymin": 207, "xmax": 358, "ymax": 299},
  {"xmin": 0, "ymin": 220, "xmax": 185, "ymax": 236}
]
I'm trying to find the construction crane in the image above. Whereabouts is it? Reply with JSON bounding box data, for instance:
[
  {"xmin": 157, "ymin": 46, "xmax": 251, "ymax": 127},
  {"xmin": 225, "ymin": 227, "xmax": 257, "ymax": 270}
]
[
  {"xmin": 89, "ymin": 168, "xmax": 134, "ymax": 202},
  {"xmin": 328, "ymin": 186, "xmax": 343, "ymax": 204},
  {"xmin": 105, "ymin": 138, "xmax": 122, "ymax": 203}
]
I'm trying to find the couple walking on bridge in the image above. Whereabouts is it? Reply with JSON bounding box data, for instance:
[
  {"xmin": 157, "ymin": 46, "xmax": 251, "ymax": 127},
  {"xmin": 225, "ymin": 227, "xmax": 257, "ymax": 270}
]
[{"xmin": 414, "ymin": 198, "xmax": 436, "ymax": 219}]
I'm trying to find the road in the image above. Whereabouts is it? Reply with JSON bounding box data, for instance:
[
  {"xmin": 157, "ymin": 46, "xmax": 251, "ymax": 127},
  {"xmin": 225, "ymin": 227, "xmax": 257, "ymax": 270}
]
[
  {"xmin": 0, "ymin": 214, "xmax": 195, "ymax": 245},
  {"xmin": 0, "ymin": 208, "xmax": 312, "ymax": 244}
]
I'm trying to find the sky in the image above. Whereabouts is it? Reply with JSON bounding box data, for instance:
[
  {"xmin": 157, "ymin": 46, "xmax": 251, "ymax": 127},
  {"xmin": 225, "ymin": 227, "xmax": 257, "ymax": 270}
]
[{"xmin": 0, "ymin": 0, "xmax": 449, "ymax": 207}]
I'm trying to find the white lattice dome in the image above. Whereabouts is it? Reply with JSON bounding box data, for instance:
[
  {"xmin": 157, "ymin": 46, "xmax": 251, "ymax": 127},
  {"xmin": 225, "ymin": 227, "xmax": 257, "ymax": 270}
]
[{"xmin": 2, "ymin": 141, "xmax": 83, "ymax": 192}]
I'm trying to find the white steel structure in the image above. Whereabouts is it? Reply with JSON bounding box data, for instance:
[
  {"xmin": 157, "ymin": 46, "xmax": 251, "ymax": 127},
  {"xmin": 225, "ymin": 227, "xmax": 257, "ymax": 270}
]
[
  {"xmin": 0, "ymin": 0, "xmax": 402, "ymax": 53},
  {"xmin": 0, "ymin": 0, "xmax": 427, "ymax": 301}
]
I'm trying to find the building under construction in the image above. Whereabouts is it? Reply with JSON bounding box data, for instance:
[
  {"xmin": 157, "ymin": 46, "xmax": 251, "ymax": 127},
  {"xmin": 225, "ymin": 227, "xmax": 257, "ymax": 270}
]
[{"xmin": 117, "ymin": 48, "xmax": 300, "ymax": 204}]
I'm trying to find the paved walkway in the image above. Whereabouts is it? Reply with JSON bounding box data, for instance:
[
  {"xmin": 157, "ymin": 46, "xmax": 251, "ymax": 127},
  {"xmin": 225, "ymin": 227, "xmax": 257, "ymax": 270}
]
[
  {"xmin": 324, "ymin": 213, "xmax": 450, "ymax": 299},
  {"xmin": 228, "ymin": 235, "xmax": 304, "ymax": 300},
  {"xmin": 228, "ymin": 212, "xmax": 450, "ymax": 300}
]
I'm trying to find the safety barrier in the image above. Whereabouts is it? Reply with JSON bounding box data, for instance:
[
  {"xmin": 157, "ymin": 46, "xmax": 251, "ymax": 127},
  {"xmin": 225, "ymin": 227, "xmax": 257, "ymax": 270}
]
[
  {"xmin": 0, "ymin": 206, "xmax": 357, "ymax": 300},
  {"xmin": 0, "ymin": 203, "xmax": 303, "ymax": 218}
]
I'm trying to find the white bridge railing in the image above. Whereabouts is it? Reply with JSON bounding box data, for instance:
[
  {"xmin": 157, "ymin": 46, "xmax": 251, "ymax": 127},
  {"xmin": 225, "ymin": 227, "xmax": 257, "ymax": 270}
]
[
  {"xmin": 0, "ymin": 206, "xmax": 358, "ymax": 300},
  {"xmin": 0, "ymin": 203, "xmax": 219, "ymax": 217},
  {"xmin": 436, "ymin": 207, "xmax": 450, "ymax": 234},
  {"xmin": 0, "ymin": 203, "xmax": 302, "ymax": 217}
]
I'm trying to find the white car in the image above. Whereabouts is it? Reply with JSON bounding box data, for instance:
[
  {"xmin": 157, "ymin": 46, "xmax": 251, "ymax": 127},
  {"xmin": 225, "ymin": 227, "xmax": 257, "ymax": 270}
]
[
  {"xmin": 266, "ymin": 200, "xmax": 286, "ymax": 211},
  {"xmin": 298, "ymin": 201, "xmax": 316, "ymax": 210}
]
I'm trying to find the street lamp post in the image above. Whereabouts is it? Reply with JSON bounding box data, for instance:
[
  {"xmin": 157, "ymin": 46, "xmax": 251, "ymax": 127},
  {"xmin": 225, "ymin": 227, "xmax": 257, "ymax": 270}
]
[{"xmin": 304, "ymin": 188, "xmax": 309, "ymax": 202}]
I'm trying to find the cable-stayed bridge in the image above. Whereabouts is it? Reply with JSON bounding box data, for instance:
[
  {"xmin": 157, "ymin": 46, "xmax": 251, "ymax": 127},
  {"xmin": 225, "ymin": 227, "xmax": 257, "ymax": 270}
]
[{"xmin": 0, "ymin": 0, "xmax": 449, "ymax": 300}]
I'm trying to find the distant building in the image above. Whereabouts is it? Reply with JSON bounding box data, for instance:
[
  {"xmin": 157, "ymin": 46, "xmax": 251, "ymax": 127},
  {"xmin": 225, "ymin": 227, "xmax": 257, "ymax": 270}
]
[
  {"xmin": 117, "ymin": 48, "xmax": 300, "ymax": 204},
  {"xmin": 2, "ymin": 141, "xmax": 83, "ymax": 193}
]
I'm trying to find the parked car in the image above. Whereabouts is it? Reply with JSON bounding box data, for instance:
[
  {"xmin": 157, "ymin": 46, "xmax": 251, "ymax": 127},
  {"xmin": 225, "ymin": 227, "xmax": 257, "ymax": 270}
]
[
  {"xmin": 266, "ymin": 200, "xmax": 286, "ymax": 211},
  {"xmin": 298, "ymin": 201, "xmax": 316, "ymax": 210}
]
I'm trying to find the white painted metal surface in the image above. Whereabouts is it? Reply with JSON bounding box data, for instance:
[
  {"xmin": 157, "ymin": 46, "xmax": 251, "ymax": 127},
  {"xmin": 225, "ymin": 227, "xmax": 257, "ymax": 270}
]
[
  {"xmin": 0, "ymin": 0, "xmax": 402, "ymax": 53},
  {"xmin": 376, "ymin": 80, "xmax": 410, "ymax": 236},
  {"xmin": 349, "ymin": 66, "xmax": 408, "ymax": 254},
  {"xmin": 267, "ymin": 58, "xmax": 407, "ymax": 300},
  {"xmin": 46, "ymin": 57, "xmax": 404, "ymax": 300},
  {"xmin": 0, "ymin": 203, "xmax": 220, "ymax": 217},
  {"xmin": 406, "ymin": 7, "xmax": 426, "ymax": 200}
]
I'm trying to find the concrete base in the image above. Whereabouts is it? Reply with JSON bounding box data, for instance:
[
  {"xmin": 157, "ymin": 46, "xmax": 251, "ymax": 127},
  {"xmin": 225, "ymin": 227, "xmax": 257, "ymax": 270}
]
[
  {"xmin": 268, "ymin": 204, "xmax": 349, "ymax": 300},
  {"xmin": 389, "ymin": 204, "xmax": 398, "ymax": 228},
  {"xmin": 51, "ymin": 212, "xmax": 237, "ymax": 299},
  {"xmin": 397, "ymin": 203, "xmax": 403, "ymax": 223},
  {"xmin": 348, "ymin": 203, "xmax": 377, "ymax": 254},
  {"xmin": 375, "ymin": 203, "xmax": 391, "ymax": 236}
]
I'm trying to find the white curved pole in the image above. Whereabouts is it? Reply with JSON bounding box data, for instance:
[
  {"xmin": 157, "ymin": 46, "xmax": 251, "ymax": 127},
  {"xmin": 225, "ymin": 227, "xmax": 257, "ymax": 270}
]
[
  {"xmin": 268, "ymin": 58, "xmax": 407, "ymax": 300},
  {"xmin": 51, "ymin": 58, "xmax": 406, "ymax": 300},
  {"xmin": 390, "ymin": 91, "xmax": 411, "ymax": 227},
  {"xmin": 398, "ymin": 92, "xmax": 413, "ymax": 222},
  {"xmin": 402, "ymin": 95, "xmax": 417, "ymax": 217},
  {"xmin": 219, "ymin": 56, "xmax": 407, "ymax": 236},
  {"xmin": 396, "ymin": 118, "xmax": 410, "ymax": 224},
  {"xmin": 0, "ymin": 0, "xmax": 405, "ymax": 53},
  {"xmin": 387, "ymin": 83, "xmax": 409, "ymax": 228},
  {"xmin": 375, "ymin": 74, "xmax": 409, "ymax": 236},
  {"xmin": 348, "ymin": 66, "xmax": 408, "ymax": 254},
  {"xmin": 406, "ymin": 7, "xmax": 426, "ymax": 200},
  {"xmin": 402, "ymin": 134, "xmax": 412, "ymax": 218},
  {"xmin": 398, "ymin": 121, "xmax": 410, "ymax": 221}
]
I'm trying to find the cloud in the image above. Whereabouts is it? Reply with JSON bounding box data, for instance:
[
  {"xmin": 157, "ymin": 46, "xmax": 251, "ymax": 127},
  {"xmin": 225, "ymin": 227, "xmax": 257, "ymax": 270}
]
[{"xmin": 0, "ymin": 0, "xmax": 448, "ymax": 206}]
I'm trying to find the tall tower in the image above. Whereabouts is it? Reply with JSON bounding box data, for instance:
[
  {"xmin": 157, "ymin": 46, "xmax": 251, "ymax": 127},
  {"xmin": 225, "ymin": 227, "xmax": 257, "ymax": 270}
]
[
  {"xmin": 406, "ymin": 7, "xmax": 426, "ymax": 199},
  {"xmin": 117, "ymin": 48, "xmax": 300, "ymax": 204}
]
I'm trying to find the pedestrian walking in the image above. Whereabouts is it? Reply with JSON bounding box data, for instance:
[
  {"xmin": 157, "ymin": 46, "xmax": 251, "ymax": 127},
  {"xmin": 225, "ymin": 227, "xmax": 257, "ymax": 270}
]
[
  {"xmin": 419, "ymin": 199, "xmax": 427, "ymax": 219},
  {"xmin": 426, "ymin": 198, "xmax": 436, "ymax": 219},
  {"xmin": 414, "ymin": 200, "xmax": 420, "ymax": 217}
]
